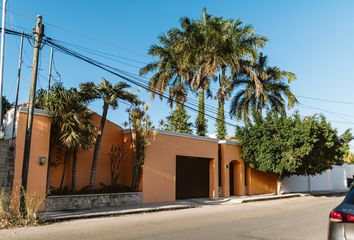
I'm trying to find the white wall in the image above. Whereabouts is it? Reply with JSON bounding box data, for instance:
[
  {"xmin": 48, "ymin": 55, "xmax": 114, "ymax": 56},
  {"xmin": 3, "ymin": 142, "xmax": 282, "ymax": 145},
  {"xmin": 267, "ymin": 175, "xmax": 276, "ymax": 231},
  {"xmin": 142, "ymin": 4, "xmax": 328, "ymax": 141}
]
[
  {"xmin": 3, "ymin": 107, "xmax": 16, "ymax": 140},
  {"xmin": 281, "ymin": 164, "xmax": 354, "ymax": 193}
]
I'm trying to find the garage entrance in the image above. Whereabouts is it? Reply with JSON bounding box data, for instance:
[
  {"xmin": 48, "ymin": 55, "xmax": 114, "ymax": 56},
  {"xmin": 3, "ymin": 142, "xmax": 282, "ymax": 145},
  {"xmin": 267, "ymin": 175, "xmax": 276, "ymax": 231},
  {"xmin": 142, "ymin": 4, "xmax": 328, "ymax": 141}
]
[{"xmin": 176, "ymin": 156, "xmax": 210, "ymax": 199}]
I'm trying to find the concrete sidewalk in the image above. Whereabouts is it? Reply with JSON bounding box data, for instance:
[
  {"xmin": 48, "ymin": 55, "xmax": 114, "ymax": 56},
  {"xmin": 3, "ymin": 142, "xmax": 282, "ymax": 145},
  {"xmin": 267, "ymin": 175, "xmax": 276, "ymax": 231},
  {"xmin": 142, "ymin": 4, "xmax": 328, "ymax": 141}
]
[{"xmin": 40, "ymin": 193, "xmax": 303, "ymax": 222}]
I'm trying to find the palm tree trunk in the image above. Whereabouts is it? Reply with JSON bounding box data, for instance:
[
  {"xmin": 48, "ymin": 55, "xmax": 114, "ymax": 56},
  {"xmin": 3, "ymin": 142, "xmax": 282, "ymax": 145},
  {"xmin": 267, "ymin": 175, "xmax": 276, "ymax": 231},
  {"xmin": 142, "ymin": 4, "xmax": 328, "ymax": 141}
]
[
  {"xmin": 217, "ymin": 67, "xmax": 227, "ymax": 139},
  {"xmin": 89, "ymin": 103, "xmax": 109, "ymax": 193},
  {"xmin": 71, "ymin": 148, "xmax": 78, "ymax": 193},
  {"xmin": 196, "ymin": 87, "xmax": 207, "ymax": 136},
  {"xmin": 60, "ymin": 148, "xmax": 69, "ymax": 191}
]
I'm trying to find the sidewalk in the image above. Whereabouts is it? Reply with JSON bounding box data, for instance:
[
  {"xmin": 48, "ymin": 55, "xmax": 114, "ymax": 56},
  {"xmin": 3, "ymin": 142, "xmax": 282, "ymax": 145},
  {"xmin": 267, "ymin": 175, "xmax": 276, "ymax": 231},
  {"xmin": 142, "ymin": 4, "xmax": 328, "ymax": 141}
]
[{"xmin": 40, "ymin": 193, "xmax": 303, "ymax": 222}]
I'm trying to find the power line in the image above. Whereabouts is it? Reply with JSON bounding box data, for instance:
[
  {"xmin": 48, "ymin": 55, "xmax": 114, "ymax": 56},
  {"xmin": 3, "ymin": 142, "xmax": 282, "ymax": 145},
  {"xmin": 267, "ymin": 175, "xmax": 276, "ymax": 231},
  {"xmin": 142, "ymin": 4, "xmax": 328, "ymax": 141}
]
[
  {"xmin": 5, "ymin": 27, "xmax": 354, "ymax": 130},
  {"xmin": 299, "ymin": 104, "xmax": 354, "ymax": 122},
  {"xmin": 297, "ymin": 95, "xmax": 354, "ymax": 105},
  {"xmin": 2, "ymin": 27, "xmax": 240, "ymax": 127},
  {"xmin": 40, "ymin": 37, "xmax": 242, "ymax": 128}
]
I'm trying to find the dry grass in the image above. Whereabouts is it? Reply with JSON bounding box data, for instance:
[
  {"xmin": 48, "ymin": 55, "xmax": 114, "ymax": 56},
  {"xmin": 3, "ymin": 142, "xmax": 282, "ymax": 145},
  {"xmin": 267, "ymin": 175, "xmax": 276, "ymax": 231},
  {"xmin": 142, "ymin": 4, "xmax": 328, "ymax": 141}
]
[{"xmin": 0, "ymin": 188, "xmax": 45, "ymax": 229}]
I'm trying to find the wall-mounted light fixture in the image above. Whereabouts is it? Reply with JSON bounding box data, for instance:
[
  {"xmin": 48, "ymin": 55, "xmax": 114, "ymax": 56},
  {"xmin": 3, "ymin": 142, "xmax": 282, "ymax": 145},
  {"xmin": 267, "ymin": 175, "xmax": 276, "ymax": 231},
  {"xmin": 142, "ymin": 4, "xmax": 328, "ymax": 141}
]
[{"xmin": 39, "ymin": 156, "xmax": 46, "ymax": 166}]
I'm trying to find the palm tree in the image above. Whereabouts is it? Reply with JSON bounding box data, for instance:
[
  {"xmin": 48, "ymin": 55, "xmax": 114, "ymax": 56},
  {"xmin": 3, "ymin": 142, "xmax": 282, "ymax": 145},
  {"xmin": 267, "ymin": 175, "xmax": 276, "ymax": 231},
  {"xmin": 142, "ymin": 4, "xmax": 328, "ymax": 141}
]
[
  {"xmin": 80, "ymin": 78, "xmax": 137, "ymax": 193},
  {"xmin": 59, "ymin": 89, "xmax": 95, "ymax": 193},
  {"xmin": 36, "ymin": 84, "xmax": 68, "ymax": 193},
  {"xmin": 210, "ymin": 17, "xmax": 267, "ymax": 139},
  {"xmin": 37, "ymin": 85, "xmax": 95, "ymax": 193},
  {"xmin": 140, "ymin": 26, "xmax": 193, "ymax": 134},
  {"xmin": 229, "ymin": 53, "xmax": 298, "ymax": 122}
]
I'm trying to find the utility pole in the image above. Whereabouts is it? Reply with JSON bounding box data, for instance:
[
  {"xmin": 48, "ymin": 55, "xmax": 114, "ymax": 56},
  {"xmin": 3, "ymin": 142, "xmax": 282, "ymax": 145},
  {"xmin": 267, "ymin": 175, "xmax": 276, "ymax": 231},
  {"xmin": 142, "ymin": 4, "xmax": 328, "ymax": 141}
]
[
  {"xmin": 47, "ymin": 47, "xmax": 53, "ymax": 91},
  {"xmin": 20, "ymin": 15, "xmax": 44, "ymax": 214},
  {"xmin": 12, "ymin": 31, "xmax": 24, "ymax": 140},
  {"xmin": 0, "ymin": 0, "xmax": 7, "ymax": 125}
]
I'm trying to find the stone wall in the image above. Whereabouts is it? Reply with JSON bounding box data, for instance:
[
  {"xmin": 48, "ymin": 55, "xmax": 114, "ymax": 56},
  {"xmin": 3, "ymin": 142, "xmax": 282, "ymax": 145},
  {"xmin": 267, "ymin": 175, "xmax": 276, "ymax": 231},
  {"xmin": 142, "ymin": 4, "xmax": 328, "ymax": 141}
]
[
  {"xmin": 0, "ymin": 139, "xmax": 15, "ymax": 193},
  {"xmin": 45, "ymin": 192, "xmax": 143, "ymax": 211}
]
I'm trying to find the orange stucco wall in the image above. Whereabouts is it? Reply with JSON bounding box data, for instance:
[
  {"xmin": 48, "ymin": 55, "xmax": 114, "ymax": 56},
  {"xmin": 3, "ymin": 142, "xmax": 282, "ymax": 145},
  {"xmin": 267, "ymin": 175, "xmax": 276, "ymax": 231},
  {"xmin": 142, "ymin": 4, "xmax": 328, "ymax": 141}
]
[
  {"xmin": 143, "ymin": 132, "xmax": 219, "ymax": 203},
  {"xmin": 220, "ymin": 143, "xmax": 245, "ymax": 197},
  {"xmin": 49, "ymin": 113, "xmax": 133, "ymax": 191},
  {"xmin": 246, "ymin": 166, "xmax": 278, "ymax": 195},
  {"xmin": 12, "ymin": 108, "xmax": 280, "ymax": 207},
  {"xmin": 13, "ymin": 110, "xmax": 51, "ymax": 210}
]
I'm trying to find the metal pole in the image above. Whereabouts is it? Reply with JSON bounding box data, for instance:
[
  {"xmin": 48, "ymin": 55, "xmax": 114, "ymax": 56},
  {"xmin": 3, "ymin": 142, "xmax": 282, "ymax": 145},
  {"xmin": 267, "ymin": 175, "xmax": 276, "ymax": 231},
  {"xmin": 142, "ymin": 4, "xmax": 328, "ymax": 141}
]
[
  {"xmin": 12, "ymin": 31, "xmax": 24, "ymax": 140},
  {"xmin": 47, "ymin": 47, "xmax": 53, "ymax": 91},
  {"xmin": 21, "ymin": 15, "xmax": 44, "ymax": 196},
  {"xmin": 0, "ymin": 0, "xmax": 7, "ymax": 125}
]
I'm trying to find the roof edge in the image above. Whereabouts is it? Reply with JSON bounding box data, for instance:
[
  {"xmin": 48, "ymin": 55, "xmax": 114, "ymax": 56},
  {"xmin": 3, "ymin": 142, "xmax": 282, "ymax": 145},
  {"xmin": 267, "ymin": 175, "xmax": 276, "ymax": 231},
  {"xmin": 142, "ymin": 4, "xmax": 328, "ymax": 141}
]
[
  {"xmin": 18, "ymin": 106, "xmax": 49, "ymax": 117},
  {"xmin": 123, "ymin": 129, "xmax": 219, "ymax": 143},
  {"xmin": 218, "ymin": 139, "xmax": 241, "ymax": 146}
]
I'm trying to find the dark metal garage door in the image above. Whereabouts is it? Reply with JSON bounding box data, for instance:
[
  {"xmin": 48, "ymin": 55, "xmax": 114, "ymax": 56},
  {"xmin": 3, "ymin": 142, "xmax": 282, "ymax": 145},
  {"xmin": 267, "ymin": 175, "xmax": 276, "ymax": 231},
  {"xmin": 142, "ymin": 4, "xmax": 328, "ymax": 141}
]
[{"xmin": 176, "ymin": 156, "xmax": 210, "ymax": 199}]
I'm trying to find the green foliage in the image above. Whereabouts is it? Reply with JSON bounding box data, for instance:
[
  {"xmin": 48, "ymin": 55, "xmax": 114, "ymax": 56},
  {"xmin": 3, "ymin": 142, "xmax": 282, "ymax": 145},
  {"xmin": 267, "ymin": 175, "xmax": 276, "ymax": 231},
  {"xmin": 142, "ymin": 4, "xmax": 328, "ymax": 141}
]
[
  {"xmin": 2, "ymin": 96, "xmax": 12, "ymax": 118},
  {"xmin": 141, "ymin": 8, "xmax": 267, "ymax": 136},
  {"xmin": 195, "ymin": 88, "xmax": 207, "ymax": 136},
  {"xmin": 236, "ymin": 112, "xmax": 352, "ymax": 177},
  {"xmin": 164, "ymin": 105, "xmax": 193, "ymax": 134},
  {"xmin": 80, "ymin": 78, "xmax": 137, "ymax": 193},
  {"xmin": 127, "ymin": 102, "xmax": 156, "ymax": 191},
  {"xmin": 216, "ymin": 98, "xmax": 226, "ymax": 139},
  {"xmin": 36, "ymin": 84, "xmax": 96, "ymax": 193},
  {"xmin": 230, "ymin": 53, "xmax": 298, "ymax": 122}
]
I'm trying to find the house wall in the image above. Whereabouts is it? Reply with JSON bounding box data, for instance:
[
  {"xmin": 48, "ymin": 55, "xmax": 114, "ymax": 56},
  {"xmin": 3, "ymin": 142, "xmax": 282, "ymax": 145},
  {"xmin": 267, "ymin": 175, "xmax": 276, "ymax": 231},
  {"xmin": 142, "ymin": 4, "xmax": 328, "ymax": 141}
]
[
  {"xmin": 49, "ymin": 113, "xmax": 133, "ymax": 191},
  {"xmin": 11, "ymin": 107, "xmax": 281, "ymax": 207},
  {"xmin": 246, "ymin": 166, "xmax": 278, "ymax": 195},
  {"xmin": 143, "ymin": 132, "xmax": 219, "ymax": 203},
  {"xmin": 281, "ymin": 164, "xmax": 354, "ymax": 193},
  {"xmin": 219, "ymin": 143, "xmax": 245, "ymax": 197},
  {"xmin": 13, "ymin": 110, "xmax": 51, "ymax": 210}
]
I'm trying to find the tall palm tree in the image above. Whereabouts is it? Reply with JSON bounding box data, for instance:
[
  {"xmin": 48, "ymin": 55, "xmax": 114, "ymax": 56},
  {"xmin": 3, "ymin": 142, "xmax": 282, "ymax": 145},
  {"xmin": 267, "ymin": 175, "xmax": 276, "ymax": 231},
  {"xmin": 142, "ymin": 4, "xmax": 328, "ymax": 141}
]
[
  {"xmin": 36, "ymin": 84, "xmax": 68, "ymax": 193},
  {"xmin": 80, "ymin": 78, "xmax": 137, "ymax": 193},
  {"xmin": 59, "ymin": 89, "xmax": 95, "ymax": 193},
  {"xmin": 37, "ymin": 85, "xmax": 96, "ymax": 193},
  {"xmin": 229, "ymin": 53, "xmax": 298, "ymax": 122},
  {"xmin": 140, "ymin": 26, "xmax": 193, "ymax": 134},
  {"xmin": 211, "ymin": 17, "xmax": 267, "ymax": 139}
]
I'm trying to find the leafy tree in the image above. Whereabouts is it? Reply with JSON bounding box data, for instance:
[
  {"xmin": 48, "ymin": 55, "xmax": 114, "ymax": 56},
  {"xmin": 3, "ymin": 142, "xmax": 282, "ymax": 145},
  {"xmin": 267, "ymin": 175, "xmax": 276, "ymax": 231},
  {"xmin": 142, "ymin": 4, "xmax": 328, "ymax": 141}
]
[
  {"xmin": 236, "ymin": 112, "xmax": 352, "ymax": 180},
  {"xmin": 59, "ymin": 89, "xmax": 95, "ymax": 193},
  {"xmin": 80, "ymin": 78, "xmax": 137, "ymax": 193},
  {"xmin": 36, "ymin": 85, "xmax": 95, "ymax": 193},
  {"xmin": 126, "ymin": 102, "xmax": 156, "ymax": 191},
  {"xmin": 2, "ymin": 96, "xmax": 12, "ymax": 119},
  {"xmin": 344, "ymin": 152, "xmax": 354, "ymax": 164},
  {"xmin": 195, "ymin": 87, "xmax": 208, "ymax": 136},
  {"xmin": 230, "ymin": 53, "xmax": 297, "ymax": 123},
  {"xmin": 36, "ymin": 84, "xmax": 68, "ymax": 193},
  {"xmin": 164, "ymin": 105, "xmax": 193, "ymax": 134},
  {"xmin": 199, "ymin": 9, "xmax": 266, "ymax": 139}
]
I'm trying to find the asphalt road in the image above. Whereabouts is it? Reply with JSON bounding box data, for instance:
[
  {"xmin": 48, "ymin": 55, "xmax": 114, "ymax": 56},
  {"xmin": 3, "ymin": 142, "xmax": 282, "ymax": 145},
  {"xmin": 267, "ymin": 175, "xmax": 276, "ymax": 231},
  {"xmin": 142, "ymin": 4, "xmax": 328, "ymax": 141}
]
[{"xmin": 0, "ymin": 195, "xmax": 343, "ymax": 240}]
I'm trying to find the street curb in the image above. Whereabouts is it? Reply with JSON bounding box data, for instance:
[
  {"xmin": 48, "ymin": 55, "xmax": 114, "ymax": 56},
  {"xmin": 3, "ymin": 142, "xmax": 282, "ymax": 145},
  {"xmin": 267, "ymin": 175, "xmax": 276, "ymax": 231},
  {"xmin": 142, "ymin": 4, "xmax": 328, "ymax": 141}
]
[
  {"xmin": 43, "ymin": 205, "xmax": 194, "ymax": 223},
  {"xmin": 239, "ymin": 194, "xmax": 303, "ymax": 203},
  {"xmin": 42, "ymin": 194, "xmax": 306, "ymax": 223}
]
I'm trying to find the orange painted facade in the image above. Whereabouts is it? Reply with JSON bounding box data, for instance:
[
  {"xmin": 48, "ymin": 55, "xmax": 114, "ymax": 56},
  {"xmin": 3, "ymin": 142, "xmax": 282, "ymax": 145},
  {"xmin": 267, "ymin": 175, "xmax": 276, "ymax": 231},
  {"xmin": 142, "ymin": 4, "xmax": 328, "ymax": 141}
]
[
  {"xmin": 49, "ymin": 113, "xmax": 133, "ymax": 191},
  {"xmin": 219, "ymin": 142, "xmax": 245, "ymax": 197},
  {"xmin": 246, "ymin": 166, "xmax": 278, "ymax": 195},
  {"xmin": 142, "ymin": 131, "xmax": 219, "ymax": 203},
  {"xmin": 12, "ymin": 109, "xmax": 51, "ymax": 210},
  {"xmin": 11, "ymin": 109, "xmax": 278, "ymax": 207}
]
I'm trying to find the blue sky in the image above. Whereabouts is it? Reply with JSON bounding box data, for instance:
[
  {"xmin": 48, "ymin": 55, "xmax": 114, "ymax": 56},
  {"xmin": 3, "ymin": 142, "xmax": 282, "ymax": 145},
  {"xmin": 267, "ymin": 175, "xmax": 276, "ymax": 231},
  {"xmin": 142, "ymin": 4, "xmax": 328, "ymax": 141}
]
[{"xmin": 2, "ymin": 0, "xmax": 354, "ymax": 148}]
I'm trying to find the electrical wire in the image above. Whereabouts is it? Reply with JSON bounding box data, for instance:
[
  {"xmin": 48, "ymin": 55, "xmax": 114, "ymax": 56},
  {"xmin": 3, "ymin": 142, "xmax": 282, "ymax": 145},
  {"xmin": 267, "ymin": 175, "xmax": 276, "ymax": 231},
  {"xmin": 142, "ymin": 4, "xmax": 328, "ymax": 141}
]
[{"xmin": 4, "ymin": 27, "xmax": 354, "ymax": 129}]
